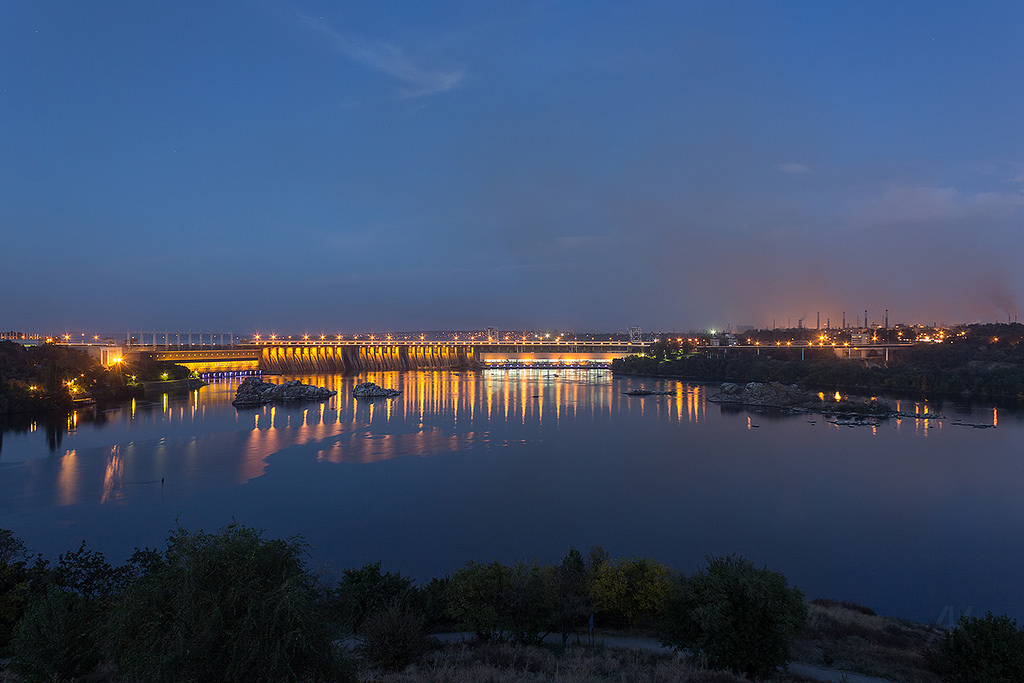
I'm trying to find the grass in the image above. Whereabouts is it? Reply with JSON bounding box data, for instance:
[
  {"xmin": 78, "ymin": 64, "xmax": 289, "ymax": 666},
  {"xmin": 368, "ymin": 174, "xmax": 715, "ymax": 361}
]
[
  {"xmin": 793, "ymin": 599, "xmax": 944, "ymax": 682},
  {"xmin": 0, "ymin": 599, "xmax": 947, "ymax": 682},
  {"xmin": 355, "ymin": 600, "xmax": 947, "ymax": 682},
  {"xmin": 357, "ymin": 640, "xmax": 749, "ymax": 683}
]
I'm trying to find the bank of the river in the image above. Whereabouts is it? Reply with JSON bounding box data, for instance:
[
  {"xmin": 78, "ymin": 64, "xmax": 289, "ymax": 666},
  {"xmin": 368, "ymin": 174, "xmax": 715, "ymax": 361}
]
[
  {"xmin": 611, "ymin": 349, "xmax": 1024, "ymax": 401},
  {"xmin": 136, "ymin": 377, "xmax": 208, "ymax": 394},
  {"xmin": 359, "ymin": 598, "xmax": 943, "ymax": 683}
]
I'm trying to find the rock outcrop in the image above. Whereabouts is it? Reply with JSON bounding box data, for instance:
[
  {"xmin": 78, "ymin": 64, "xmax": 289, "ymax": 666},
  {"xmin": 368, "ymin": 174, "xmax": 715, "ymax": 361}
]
[
  {"xmin": 709, "ymin": 381, "xmax": 910, "ymax": 418},
  {"xmin": 232, "ymin": 377, "xmax": 336, "ymax": 407},
  {"xmin": 352, "ymin": 382, "xmax": 401, "ymax": 398}
]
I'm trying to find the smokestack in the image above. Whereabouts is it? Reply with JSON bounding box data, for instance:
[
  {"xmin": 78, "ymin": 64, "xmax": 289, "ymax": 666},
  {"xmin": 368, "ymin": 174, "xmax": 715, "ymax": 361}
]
[
  {"xmin": 865, "ymin": 310, "xmax": 868, "ymax": 329},
  {"xmin": 842, "ymin": 311, "xmax": 846, "ymax": 329},
  {"xmin": 885, "ymin": 309, "xmax": 888, "ymax": 328},
  {"xmin": 817, "ymin": 312, "xmax": 820, "ymax": 330}
]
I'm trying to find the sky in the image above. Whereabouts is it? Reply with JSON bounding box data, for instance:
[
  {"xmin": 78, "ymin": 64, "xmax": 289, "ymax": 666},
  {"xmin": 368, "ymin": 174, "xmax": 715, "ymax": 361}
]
[{"xmin": 2, "ymin": 1, "xmax": 1023, "ymax": 335}]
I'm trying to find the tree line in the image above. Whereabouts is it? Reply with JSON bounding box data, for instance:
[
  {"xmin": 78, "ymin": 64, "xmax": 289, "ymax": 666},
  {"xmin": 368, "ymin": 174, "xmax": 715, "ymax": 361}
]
[
  {"xmin": 0, "ymin": 341, "xmax": 193, "ymax": 416},
  {"xmin": 615, "ymin": 324, "xmax": 1024, "ymax": 399},
  {"xmin": 1, "ymin": 524, "xmax": 1014, "ymax": 681}
]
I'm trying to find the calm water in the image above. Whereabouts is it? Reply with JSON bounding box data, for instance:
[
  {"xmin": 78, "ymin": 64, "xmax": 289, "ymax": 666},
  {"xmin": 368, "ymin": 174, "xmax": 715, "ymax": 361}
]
[{"xmin": 1, "ymin": 369, "xmax": 1021, "ymax": 626}]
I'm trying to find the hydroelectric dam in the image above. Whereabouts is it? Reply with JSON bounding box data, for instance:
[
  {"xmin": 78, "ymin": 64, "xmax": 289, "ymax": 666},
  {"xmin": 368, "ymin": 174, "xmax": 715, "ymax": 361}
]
[{"xmin": 137, "ymin": 339, "xmax": 650, "ymax": 377}]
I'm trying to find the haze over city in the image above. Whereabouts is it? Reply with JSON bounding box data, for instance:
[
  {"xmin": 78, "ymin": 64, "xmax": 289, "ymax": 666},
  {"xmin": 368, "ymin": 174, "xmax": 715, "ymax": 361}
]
[{"xmin": 3, "ymin": 1, "xmax": 1022, "ymax": 333}]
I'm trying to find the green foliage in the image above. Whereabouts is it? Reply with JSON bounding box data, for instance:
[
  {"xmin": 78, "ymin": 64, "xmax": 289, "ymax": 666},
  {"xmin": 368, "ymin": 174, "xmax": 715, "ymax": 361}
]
[
  {"xmin": 7, "ymin": 539, "xmax": 123, "ymax": 680},
  {"xmin": 551, "ymin": 548, "xmax": 592, "ymax": 646},
  {"xmin": 660, "ymin": 554, "xmax": 807, "ymax": 679},
  {"xmin": 447, "ymin": 560, "xmax": 510, "ymax": 641},
  {"xmin": 107, "ymin": 523, "xmax": 352, "ymax": 683},
  {"xmin": 10, "ymin": 586, "xmax": 103, "ymax": 682},
  {"xmin": 938, "ymin": 612, "xmax": 1024, "ymax": 682},
  {"xmin": 333, "ymin": 561, "xmax": 417, "ymax": 635},
  {"xmin": 445, "ymin": 560, "xmax": 552, "ymax": 645},
  {"xmin": 590, "ymin": 556, "xmax": 672, "ymax": 628},
  {"xmin": 358, "ymin": 597, "xmax": 428, "ymax": 671},
  {"xmin": 50, "ymin": 540, "xmax": 128, "ymax": 600},
  {"xmin": 502, "ymin": 562, "xmax": 553, "ymax": 646},
  {"xmin": 132, "ymin": 358, "xmax": 194, "ymax": 382},
  {"xmin": 0, "ymin": 529, "xmax": 32, "ymax": 652}
]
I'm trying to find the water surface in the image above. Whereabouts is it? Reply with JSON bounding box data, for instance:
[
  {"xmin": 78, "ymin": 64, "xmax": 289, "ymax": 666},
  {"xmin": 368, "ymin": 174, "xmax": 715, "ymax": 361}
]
[{"xmin": 1, "ymin": 369, "xmax": 1020, "ymax": 626}]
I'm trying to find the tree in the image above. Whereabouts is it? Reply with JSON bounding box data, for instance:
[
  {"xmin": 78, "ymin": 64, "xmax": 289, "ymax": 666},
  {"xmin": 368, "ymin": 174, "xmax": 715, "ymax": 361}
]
[
  {"xmin": 8, "ymin": 540, "xmax": 121, "ymax": 681},
  {"xmin": 0, "ymin": 529, "xmax": 31, "ymax": 652},
  {"xmin": 660, "ymin": 555, "xmax": 807, "ymax": 678},
  {"xmin": 445, "ymin": 560, "xmax": 552, "ymax": 645},
  {"xmin": 332, "ymin": 561, "xmax": 417, "ymax": 635},
  {"xmin": 446, "ymin": 560, "xmax": 509, "ymax": 641},
  {"xmin": 107, "ymin": 523, "xmax": 352, "ymax": 682},
  {"xmin": 939, "ymin": 612, "xmax": 1024, "ymax": 682},
  {"xmin": 589, "ymin": 556, "xmax": 672, "ymax": 628},
  {"xmin": 550, "ymin": 548, "xmax": 591, "ymax": 646}
]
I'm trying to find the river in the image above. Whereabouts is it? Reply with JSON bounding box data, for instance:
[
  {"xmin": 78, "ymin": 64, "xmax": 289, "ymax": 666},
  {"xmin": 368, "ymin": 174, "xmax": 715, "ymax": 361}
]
[{"xmin": 0, "ymin": 369, "xmax": 1021, "ymax": 626}]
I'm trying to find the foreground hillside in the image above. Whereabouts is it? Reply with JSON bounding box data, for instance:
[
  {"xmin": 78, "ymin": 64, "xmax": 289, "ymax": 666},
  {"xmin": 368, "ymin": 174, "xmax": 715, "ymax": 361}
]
[{"xmin": 358, "ymin": 600, "xmax": 943, "ymax": 682}]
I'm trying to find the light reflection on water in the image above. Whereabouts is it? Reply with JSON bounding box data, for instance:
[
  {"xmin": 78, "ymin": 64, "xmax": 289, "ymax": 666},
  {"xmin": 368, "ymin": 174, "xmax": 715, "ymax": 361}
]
[{"xmin": 0, "ymin": 369, "xmax": 1021, "ymax": 625}]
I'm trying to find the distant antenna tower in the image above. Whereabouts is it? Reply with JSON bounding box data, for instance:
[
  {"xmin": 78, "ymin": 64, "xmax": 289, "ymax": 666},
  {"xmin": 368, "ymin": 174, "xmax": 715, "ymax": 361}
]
[{"xmin": 628, "ymin": 326, "xmax": 643, "ymax": 344}]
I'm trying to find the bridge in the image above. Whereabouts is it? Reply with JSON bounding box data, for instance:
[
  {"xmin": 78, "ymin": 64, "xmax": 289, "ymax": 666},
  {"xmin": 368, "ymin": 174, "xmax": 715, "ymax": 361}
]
[{"xmin": 138, "ymin": 339, "xmax": 650, "ymax": 376}]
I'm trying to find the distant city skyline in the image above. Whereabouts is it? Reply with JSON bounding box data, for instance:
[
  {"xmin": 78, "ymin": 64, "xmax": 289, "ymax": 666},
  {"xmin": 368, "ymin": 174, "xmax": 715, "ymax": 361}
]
[{"xmin": 3, "ymin": 1, "xmax": 1022, "ymax": 333}]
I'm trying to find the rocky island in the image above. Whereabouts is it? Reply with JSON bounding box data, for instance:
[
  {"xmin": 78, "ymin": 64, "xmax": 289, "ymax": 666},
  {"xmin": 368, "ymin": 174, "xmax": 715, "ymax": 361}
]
[
  {"xmin": 352, "ymin": 382, "xmax": 402, "ymax": 398},
  {"xmin": 709, "ymin": 382, "xmax": 943, "ymax": 422},
  {"xmin": 231, "ymin": 377, "xmax": 336, "ymax": 407}
]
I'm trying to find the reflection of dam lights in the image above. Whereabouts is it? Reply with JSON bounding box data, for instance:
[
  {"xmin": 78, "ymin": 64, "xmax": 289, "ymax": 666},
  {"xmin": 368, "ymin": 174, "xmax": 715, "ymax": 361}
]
[
  {"xmin": 58, "ymin": 450, "xmax": 79, "ymax": 506},
  {"xmin": 101, "ymin": 446, "xmax": 123, "ymax": 504}
]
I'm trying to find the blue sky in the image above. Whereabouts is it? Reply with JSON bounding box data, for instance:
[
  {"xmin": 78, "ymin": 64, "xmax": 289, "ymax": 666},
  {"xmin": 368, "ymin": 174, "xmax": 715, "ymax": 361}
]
[{"xmin": 3, "ymin": 1, "xmax": 1022, "ymax": 334}]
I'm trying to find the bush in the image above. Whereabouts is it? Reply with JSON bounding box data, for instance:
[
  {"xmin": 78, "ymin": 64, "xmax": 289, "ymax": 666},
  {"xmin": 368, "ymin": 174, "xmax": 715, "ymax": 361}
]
[
  {"xmin": 107, "ymin": 523, "xmax": 352, "ymax": 682},
  {"xmin": 10, "ymin": 587, "xmax": 102, "ymax": 682},
  {"xmin": 8, "ymin": 539, "xmax": 123, "ymax": 681},
  {"xmin": 445, "ymin": 560, "xmax": 552, "ymax": 645},
  {"xmin": 660, "ymin": 555, "xmax": 807, "ymax": 678},
  {"xmin": 551, "ymin": 548, "xmax": 591, "ymax": 646},
  {"xmin": 938, "ymin": 612, "xmax": 1024, "ymax": 682},
  {"xmin": 358, "ymin": 597, "xmax": 428, "ymax": 671},
  {"xmin": 0, "ymin": 529, "xmax": 31, "ymax": 652},
  {"xmin": 446, "ymin": 560, "xmax": 511, "ymax": 641},
  {"xmin": 589, "ymin": 556, "xmax": 673, "ymax": 628},
  {"xmin": 332, "ymin": 561, "xmax": 417, "ymax": 635}
]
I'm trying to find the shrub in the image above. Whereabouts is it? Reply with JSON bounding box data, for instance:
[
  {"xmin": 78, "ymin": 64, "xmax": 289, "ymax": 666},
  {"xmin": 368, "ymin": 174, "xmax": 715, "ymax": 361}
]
[
  {"xmin": 590, "ymin": 556, "xmax": 673, "ymax": 628},
  {"xmin": 0, "ymin": 529, "xmax": 31, "ymax": 652},
  {"xmin": 501, "ymin": 562, "xmax": 552, "ymax": 645},
  {"xmin": 446, "ymin": 560, "xmax": 510, "ymax": 641},
  {"xmin": 551, "ymin": 548, "xmax": 592, "ymax": 646},
  {"xmin": 107, "ymin": 523, "xmax": 352, "ymax": 682},
  {"xmin": 8, "ymin": 539, "xmax": 122, "ymax": 680},
  {"xmin": 660, "ymin": 554, "xmax": 807, "ymax": 678},
  {"xmin": 445, "ymin": 560, "xmax": 552, "ymax": 645},
  {"xmin": 938, "ymin": 611, "xmax": 1024, "ymax": 682},
  {"xmin": 9, "ymin": 586, "xmax": 102, "ymax": 682},
  {"xmin": 358, "ymin": 597, "xmax": 428, "ymax": 671},
  {"xmin": 332, "ymin": 561, "xmax": 417, "ymax": 635}
]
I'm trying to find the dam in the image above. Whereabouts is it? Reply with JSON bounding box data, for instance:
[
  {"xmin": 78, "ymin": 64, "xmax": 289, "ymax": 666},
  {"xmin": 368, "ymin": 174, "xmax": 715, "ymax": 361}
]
[{"xmin": 139, "ymin": 339, "xmax": 649, "ymax": 376}]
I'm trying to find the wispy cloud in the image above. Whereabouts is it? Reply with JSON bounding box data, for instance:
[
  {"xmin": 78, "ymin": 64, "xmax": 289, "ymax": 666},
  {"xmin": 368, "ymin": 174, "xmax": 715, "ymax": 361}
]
[
  {"xmin": 776, "ymin": 161, "xmax": 811, "ymax": 175},
  {"xmin": 297, "ymin": 13, "xmax": 465, "ymax": 99}
]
